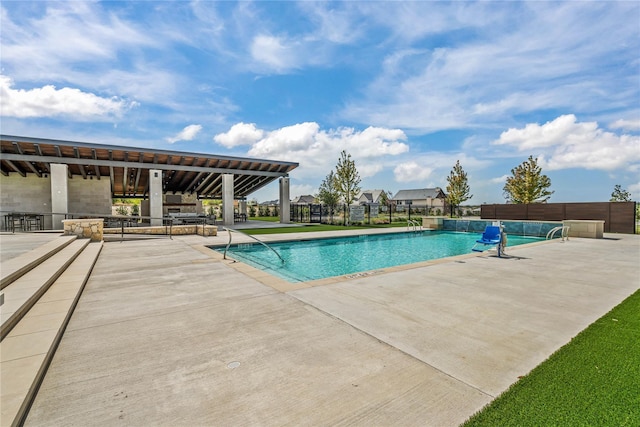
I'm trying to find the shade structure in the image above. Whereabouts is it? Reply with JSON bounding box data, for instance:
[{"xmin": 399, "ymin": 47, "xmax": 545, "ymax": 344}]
[{"xmin": 0, "ymin": 135, "xmax": 298, "ymax": 199}]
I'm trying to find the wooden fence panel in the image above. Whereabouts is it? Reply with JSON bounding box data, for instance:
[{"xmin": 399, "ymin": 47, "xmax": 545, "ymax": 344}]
[
  {"xmin": 480, "ymin": 202, "xmax": 636, "ymax": 234},
  {"xmin": 495, "ymin": 204, "xmax": 528, "ymax": 220},
  {"xmin": 543, "ymin": 204, "xmax": 565, "ymax": 221},
  {"xmin": 609, "ymin": 202, "xmax": 636, "ymax": 234},
  {"xmin": 527, "ymin": 204, "xmax": 546, "ymax": 220},
  {"xmin": 480, "ymin": 204, "xmax": 496, "ymax": 219}
]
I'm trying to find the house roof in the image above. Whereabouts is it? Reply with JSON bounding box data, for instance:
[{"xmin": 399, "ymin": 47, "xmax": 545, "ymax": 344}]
[
  {"xmin": 0, "ymin": 135, "xmax": 298, "ymax": 199},
  {"xmin": 357, "ymin": 189, "xmax": 386, "ymax": 203},
  {"xmin": 292, "ymin": 195, "xmax": 316, "ymax": 204},
  {"xmin": 392, "ymin": 188, "xmax": 445, "ymax": 201}
]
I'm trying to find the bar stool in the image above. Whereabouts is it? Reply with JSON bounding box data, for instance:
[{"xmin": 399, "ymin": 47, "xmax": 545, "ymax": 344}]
[
  {"xmin": 8, "ymin": 213, "xmax": 24, "ymax": 232},
  {"xmin": 24, "ymin": 215, "xmax": 41, "ymax": 231}
]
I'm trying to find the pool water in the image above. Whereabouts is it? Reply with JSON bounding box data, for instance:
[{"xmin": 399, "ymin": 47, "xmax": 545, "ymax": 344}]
[{"xmin": 215, "ymin": 231, "xmax": 543, "ymax": 283}]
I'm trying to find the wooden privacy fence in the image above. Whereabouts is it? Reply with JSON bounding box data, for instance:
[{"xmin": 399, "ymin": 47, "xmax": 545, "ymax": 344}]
[{"xmin": 481, "ymin": 202, "xmax": 636, "ymax": 234}]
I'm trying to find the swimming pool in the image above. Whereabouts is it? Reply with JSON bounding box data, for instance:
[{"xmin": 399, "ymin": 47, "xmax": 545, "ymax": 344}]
[{"xmin": 215, "ymin": 231, "xmax": 543, "ymax": 283}]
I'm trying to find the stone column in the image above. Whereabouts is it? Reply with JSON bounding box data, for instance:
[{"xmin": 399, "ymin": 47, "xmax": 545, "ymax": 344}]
[
  {"xmin": 149, "ymin": 169, "xmax": 163, "ymax": 226},
  {"xmin": 50, "ymin": 163, "xmax": 68, "ymax": 230},
  {"xmin": 279, "ymin": 176, "xmax": 291, "ymax": 224},
  {"xmin": 222, "ymin": 174, "xmax": 234, "ymax": 225}
]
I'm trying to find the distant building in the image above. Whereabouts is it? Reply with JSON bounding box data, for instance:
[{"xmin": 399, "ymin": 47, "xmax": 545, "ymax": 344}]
[
  {"xmin": 391, "ymin": 188, "xmax": 447, "ymax": 212},
  {"xmin": 292, "ymin": 195, "xmax": 317, "ymax": 204},
  {"xmin": 356, "ymin": 189, "xmax": 387, "ymax": 205}
]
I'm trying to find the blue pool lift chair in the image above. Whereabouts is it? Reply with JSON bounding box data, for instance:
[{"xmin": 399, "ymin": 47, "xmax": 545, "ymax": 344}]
[{"xmin": 472, "ymin": 225, "xmax": 505, "ymax": 257}]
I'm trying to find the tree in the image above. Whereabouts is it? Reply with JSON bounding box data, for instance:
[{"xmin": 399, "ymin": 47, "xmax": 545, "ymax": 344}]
[
  {"xmin": 317, "ymin": 170, "xmax": 340, "ymax": 223},
  {"xmin": 503, "ymin": 156, "xmax": 554, "ymax": 203},
  {"xmin": 610, "ymin": 184, "xmax": 631, "ymax": 202},
  {"xmin": 334, "ymin": 150, "xmax": 361, "ymax": 206},
  {"xmin": 378, "ymin": 190, "xmax": 390, "ymax": 207},
  {"xmin": 446, "ymin": 160, "xmax": 472, "ymax": 217},
  {"xmin": 115, "ymin": 205, "xmax": 129, "ymax": 215}
]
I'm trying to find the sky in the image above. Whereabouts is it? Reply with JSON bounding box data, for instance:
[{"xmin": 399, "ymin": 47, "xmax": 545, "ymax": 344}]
[{"xmin": 1, "ymin": 0, "xmax": 639, "ymax": 204}]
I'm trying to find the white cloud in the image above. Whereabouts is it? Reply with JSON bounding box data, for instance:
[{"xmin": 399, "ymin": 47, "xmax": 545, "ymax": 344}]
[
  {"xmin": 492, "ymin": 115, "xmax": 640, "ymax": 171},
  {"xmin": 214, "ymin": 122, "xmax": 265, "ymax": 148},
  {"xmin": 215, "ymin": 122, "xmax": 409, "ymax": 180},
  {"xmin": 494, "ymin": 114, "xmax": 590, "ymax": 150},
  {"xmin": 342, "ymin": 2, "xmax": 639, "ymax": 132},
  {"xmin": 250, "ymin": 34, "xmax": 299, "ymax": 72},
  {"xmin": 358, "ymin": 163, "xmax": 384, "ymax": 179},
  {"xmin": 0, "ymin": 2, "xmax": 193, "ymax": 107},
  {"xmin": 298, "ymin": 2, "xmax": 363, "ymax": 44},
  {"xmin": 1, "ymin": 2, "xmax": 156, "ymax": 79},
  {"xmin": 166, "ymin": 124, "xmax": 203, "ymax": 144},
  {"xmin": 393, "ymin": 162, "xmax": 434, "ymax": 183},
  {"xmin": 490, "ymin": 175, "xmax": 509, "ymax": 184},
  {"xmin": 610, "ymin": 119, "xmax": 640, "ymax": 131},
  {"xmin": 628, "ymin": 182, "xmax": 640, "ymax": 200},
  {"xmin": 290, "ymin": 183, "xmax": 317, "ymax": 199},
  {"xmin": 0, "ymin": 75, "xmax": 133, "ymax": 119},
  {"xmin": 250, "ymin": 122, "xmax": 321, "ymax": 156},
  {"xmin": 392, "ymin": 152, "xmax": 489, "ymax": 185}
]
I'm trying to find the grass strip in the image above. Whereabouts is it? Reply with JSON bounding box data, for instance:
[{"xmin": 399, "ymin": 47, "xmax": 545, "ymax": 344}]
[{"xmin": 463, "ymin": 289, "xmax": 640, "ymax": 426}]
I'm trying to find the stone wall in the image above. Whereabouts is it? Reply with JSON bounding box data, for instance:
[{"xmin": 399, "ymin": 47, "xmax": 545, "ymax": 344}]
[
  {"xmin": 103, "ymin": 224, "xmax": 217, "ymax": 236},
  {"xmin": 63, "ymin": 218, "xmax": 104, "ymax": 242}
]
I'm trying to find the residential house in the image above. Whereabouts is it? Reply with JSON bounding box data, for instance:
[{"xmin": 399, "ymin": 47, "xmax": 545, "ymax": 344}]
[
  {"xmin": 356, "ymin": 189, "xmax": 388, "ymax": 205},
  {"xmin": 292, "ymin": 195, "xmax": 317, "ymax": 204},
  {"xmin": 391, "ymin": 188, "xmax": 447, "ymax": 213}
]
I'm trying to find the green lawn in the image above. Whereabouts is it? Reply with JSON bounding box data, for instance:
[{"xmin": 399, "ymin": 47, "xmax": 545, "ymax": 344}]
[{"xmin": 463, "ymin": 289, "xmax": 640, "ymax": 426}]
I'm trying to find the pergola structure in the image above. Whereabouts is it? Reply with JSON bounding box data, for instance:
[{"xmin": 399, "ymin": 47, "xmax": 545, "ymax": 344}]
[
  {"xmin": 0, "ymin": 135, "xmax": 298, "ymax": 226},
  {"xmin": 0, "ymin": 135, "xmax": 297, "ymax": 199}
]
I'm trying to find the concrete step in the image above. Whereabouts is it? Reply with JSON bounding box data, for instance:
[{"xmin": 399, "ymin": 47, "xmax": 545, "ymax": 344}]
[
  {"xmin": 1, "ymin": 235, "xmax": 78, "ymax": 290},
  {"xmin": 1, "ymin": 239, "xmax": 90, "ymax": 340},
  {"xmin": 0, "ymin": 241, "xmax": 103, "ymax": 427}
]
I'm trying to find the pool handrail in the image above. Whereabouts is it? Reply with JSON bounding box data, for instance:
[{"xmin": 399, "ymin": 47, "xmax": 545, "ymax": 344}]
[
  {"xmin": 546, "ymin": 225, "xmax": 570, "ymax": 241},
  {"xmin": 223, "ymin": 227, "xmax": 285, "ymax": 264},
  {"xmin": 407, "ymin": 219, "xmax": 422, "ymax": 232}
]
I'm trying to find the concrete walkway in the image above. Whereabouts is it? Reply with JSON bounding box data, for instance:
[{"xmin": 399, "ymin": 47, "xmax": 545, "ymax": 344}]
[{"xmin": 19, "ymin": 231, "xmax": 640, "ymax": 426}]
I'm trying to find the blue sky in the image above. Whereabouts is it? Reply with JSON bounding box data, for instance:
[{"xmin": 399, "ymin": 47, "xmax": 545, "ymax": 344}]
[{"xmin": 1, "ymin": 1, "xmax": 639, "ymax": 204}]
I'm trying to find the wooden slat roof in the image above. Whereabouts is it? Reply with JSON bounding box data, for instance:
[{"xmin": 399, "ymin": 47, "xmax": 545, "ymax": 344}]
[{"xmin": 0, "ymin": 135, "xmax": 298, "ymax": 198}]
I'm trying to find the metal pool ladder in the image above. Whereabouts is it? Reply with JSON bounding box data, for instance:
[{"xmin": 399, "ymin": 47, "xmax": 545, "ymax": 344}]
[
  {"xmin": 407, "ymin": 219, "xmax": 422, "ymax": 232},
  {"xmin": 546, "ymin": 225, "xmax": 570, "ymax": 241},
  {"xmin": 223, "ymin": 227, "xmax": 285, "ymax": 263}
]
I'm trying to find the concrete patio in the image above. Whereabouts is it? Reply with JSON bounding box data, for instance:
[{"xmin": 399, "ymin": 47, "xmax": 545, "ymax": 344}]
[{"xmin": 4, "ymin": 229, "xmax": 638, "ymax": 426}]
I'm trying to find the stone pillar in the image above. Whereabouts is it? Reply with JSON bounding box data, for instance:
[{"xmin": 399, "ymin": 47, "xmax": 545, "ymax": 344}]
[
  {"xmin": 222, "ymin": 174, "xmax": 234, "ymax": 225},
  {"xmin": 149, "ymin": 169, "xmax": 163, "ymax": 226},
  {"xmin": 279, "ymin": 177, "xmax": 290, "ymax": 224},
  {"xmin": 62, "ymin": 218, "xmax": 104, "ymax": 241},
  {"xmin": 239, "ymin": 200, "xmax": 247, "ymax": 216},
  {"xmin": 50, "ymin": 163, "xmax": 68, "ymax": 230}
]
